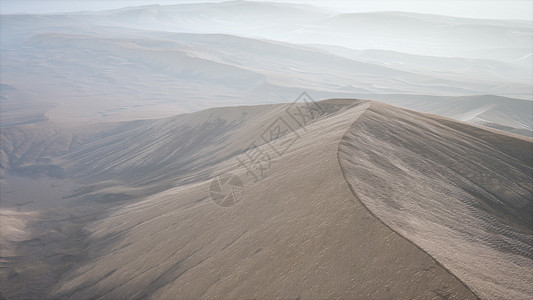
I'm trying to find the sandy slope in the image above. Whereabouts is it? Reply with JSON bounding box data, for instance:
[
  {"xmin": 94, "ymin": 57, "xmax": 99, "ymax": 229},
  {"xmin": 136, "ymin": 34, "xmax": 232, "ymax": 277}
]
[
  {"xmin": 44, "ymin": 100, "xmax": 475, "ymax": 299},
  {"xmin": 339, "ymin": 102, "xmax": 533, "ymax": 299}
]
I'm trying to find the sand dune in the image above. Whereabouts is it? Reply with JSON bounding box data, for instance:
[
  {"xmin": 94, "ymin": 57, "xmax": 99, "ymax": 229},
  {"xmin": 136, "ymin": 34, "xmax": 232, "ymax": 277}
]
[{"xmin": 1, "ymin": 96, "xmax": 532, "ymax": 298}]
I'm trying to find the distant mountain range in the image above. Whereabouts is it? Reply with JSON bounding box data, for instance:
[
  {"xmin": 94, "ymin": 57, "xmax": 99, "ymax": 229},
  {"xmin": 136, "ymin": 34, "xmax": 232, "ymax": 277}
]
[{"xmin": 1, "ymin": 1, "xmax": 531, "ymax": 128}]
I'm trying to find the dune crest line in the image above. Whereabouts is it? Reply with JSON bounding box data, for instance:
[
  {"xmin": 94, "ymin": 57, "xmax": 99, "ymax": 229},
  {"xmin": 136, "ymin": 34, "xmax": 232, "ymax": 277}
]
[
  {"xmin": 337, "ymin": 102, "xmax": 533, "ymax": 299},
  {"xmin": 336, "ymin": 102, "xmax": 478, "ymax": 298}
]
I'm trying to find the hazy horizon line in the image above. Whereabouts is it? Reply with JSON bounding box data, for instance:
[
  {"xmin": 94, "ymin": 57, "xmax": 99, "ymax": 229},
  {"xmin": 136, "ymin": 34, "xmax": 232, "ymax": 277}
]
[{"xmin": 1, "ymin": 0, "xmax": 532, "ymax": 21}]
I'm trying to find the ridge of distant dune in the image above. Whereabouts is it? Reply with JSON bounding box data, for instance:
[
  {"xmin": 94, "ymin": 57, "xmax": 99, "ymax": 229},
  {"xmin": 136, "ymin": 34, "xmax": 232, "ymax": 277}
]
[{"xmin": 338, "ymin": 102, "xmax": 533, "ymax": 299}]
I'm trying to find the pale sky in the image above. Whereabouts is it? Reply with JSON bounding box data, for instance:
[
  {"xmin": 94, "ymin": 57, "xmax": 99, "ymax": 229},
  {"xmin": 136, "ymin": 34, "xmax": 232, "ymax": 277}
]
[{"xmin": 1, "ymin": 0, "xmax": 532, "ymax": 21}]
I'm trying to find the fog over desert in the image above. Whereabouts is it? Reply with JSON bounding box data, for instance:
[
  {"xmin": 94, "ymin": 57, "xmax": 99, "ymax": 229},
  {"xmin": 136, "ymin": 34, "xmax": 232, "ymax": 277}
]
[{"xmin": 0, "ymin": 1, "xmax": 532, "ymax": 299}]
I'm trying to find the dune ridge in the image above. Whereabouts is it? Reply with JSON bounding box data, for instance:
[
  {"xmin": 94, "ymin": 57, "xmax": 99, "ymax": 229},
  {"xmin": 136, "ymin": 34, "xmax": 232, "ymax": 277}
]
[{"xmin": 336, "ymin": 104, "xmax": 480, "ymax": 298}]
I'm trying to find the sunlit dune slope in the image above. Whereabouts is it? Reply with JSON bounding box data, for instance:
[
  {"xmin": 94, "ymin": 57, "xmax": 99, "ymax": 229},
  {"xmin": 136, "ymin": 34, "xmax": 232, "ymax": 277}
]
[{"xmin": 339, "ymin": 102, "xmax": 533, "ymax": 299}]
